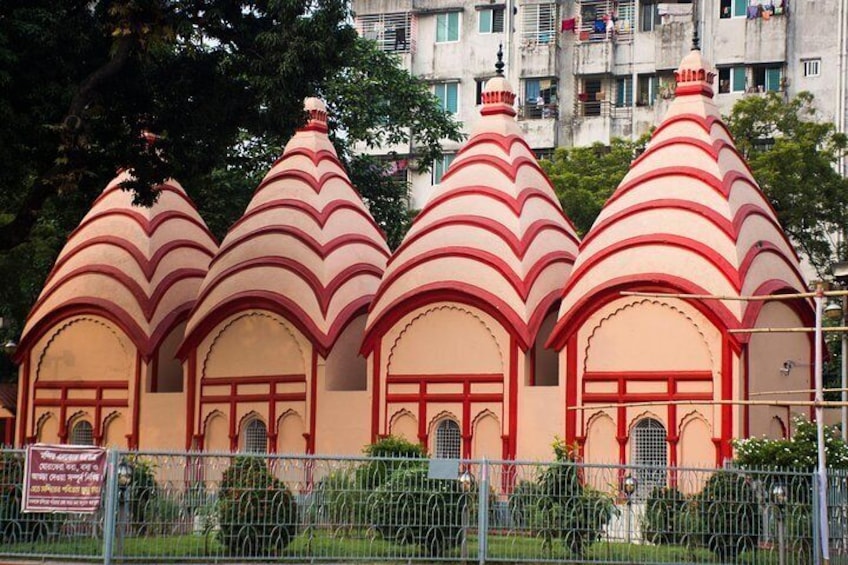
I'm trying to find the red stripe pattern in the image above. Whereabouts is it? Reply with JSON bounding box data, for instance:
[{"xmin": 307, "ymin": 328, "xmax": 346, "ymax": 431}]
[
  {"xmin": 550, "ymin": 50, "xmax": 808, "ymax": 347},
  {"xmin": 184, "ymin": 99, "xmax": 390, "ymax": 355},
  {"xmin": 364, "ymin": 79, "xmax": 580, "ymax": 352},
  {"xmin": 20, "ymin": 174, "xmax": 218, "ymax": 358}
]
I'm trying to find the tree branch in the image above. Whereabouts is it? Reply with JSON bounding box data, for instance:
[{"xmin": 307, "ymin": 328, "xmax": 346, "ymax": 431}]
[{"xmin": 0, "ymin": 36, "xmax": 135, "ymax": 251}]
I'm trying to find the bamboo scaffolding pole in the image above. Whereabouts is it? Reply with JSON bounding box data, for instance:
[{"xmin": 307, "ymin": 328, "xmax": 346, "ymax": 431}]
[
  {"xmin": 621, "ymin": 290, "xmax": 848, "ymax": 301},
  {"xmin": 567, "ymin": 399, "xmax": 848, "ymax": 411},
  {"xmin": 751, "ymin": 388, "xmax": 848, "ymax": 396},
  {"xmin": 728, "ymin": 326, "xmax": 848, "ymax": 334}
]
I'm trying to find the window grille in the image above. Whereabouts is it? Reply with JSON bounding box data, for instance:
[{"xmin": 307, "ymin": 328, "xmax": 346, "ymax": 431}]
[
  {"xmin": 355, "ymin": 12, "xmax": 414, "ymax": 53},
  {"xmin": 521, "ymin": 3, "xmax": 556, "ymax": 44},
  {"xmin": 69, "ymin": 421, "xmax": 94, "ymax": 446},
  {"xmin": 434, "ymin": 419, "xmax": 461, "ymax": 458},
  {"xmin": 803, "ymin": 59, "xmax": 821, "ymax": 78},
  {"xmin": 434, "ymin": 82, "xmax": 459, "ymax": 114},
  {"xmin": 432, "ymin": 153, "xmax": 456, "ymax": 185},
  {"xmin": 243, "ymin": 419, "xmax": 268, "ymax": 453},
  {"xmin": 631, "ymin": 418, "xmax": 667, "ymax": 495}
]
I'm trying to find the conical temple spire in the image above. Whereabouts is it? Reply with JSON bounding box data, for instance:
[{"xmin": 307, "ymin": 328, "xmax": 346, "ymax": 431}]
[{"xmin": 302, "ymin": 97, "xmax": 329, "ymax": 133}]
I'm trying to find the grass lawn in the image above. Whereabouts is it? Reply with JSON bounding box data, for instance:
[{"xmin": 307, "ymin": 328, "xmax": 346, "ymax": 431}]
[{"xmin": 0, "ymin": 529, "xmax": 822, "ymax": 563}]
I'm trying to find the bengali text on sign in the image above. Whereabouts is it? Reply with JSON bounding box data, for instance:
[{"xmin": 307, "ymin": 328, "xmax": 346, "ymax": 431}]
[{"xmin": 21, "ymin": 444, "xmax": 107, "ymax": 513}]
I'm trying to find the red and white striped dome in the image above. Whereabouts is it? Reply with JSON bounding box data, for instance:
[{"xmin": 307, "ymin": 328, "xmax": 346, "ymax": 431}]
[
  {"xmin": 20, "ymin": 172, "xmax": 218, "ymax": 358},
  {"xmin": 363, "ymin": 75, "xmax": 580, "ymax": 351},
  {"xmin": 550, "ymin": 48, "xmax": 807, "ymax": 344},
  {"xmin": 183, "ymin": 98, "xmax": 390, "ymax": 355}
]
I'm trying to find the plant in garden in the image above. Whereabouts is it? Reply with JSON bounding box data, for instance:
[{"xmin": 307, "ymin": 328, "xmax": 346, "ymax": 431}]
[
  {"xmin": 216, "ymin": 456, "xmax": 297, "ymax": 556},
  {"xmin": 367, "ymin": 464, "xmax": 469, "ymax": 556},
  {"xmin": 0, "ymin": 451, "xmax": 60, "ymax": 542},
  {"xmin": 687, "ymin": 470, "xmax": 760, "ymax": 560},
  {"xmin": 518, "ymin": 439, "xmax": 615, "ymax": 558},
  {"xmin": 733, "ymin": 416, "xmax": 848, "ymax": 470},
  {"xmin": 642, "ymin": 486, "xmax": 688, "ymax": 545}
]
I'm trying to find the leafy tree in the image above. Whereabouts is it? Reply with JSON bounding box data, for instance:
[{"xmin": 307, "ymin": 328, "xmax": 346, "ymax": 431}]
[
  {"xmin": 642, "ymin": 486, "xmax": 688, "ymax": 545},
  {"xmin": 725, "ymin": 91, "xmax": 848, "ymax": 278},
  {"xmin": 0, "ymin": 3, "xmax": 460, "ymax": 359},
  {"xmin": 540, "ymin": 136, "xmax": 649, "ymax": 236}
]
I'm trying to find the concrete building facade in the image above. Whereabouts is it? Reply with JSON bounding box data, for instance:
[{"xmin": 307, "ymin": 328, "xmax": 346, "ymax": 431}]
[{"xmin": 351, "ymin": 0, "xmax": 848, "ymax": 210}]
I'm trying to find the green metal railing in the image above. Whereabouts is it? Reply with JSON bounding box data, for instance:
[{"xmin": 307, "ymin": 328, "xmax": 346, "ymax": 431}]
[{"xmin": 1, "ymin": 448, "xmax": 847, "ymax": 564}]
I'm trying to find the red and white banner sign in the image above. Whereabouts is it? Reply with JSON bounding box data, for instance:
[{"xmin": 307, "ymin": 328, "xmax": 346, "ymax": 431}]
[{"xmin": 22, "ymin": 444, "xmax": 107, "ymax": 513}]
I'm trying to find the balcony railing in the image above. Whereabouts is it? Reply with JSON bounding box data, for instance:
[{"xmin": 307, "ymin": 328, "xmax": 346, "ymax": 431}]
[{"xmin": 518, "ymin": 103, "xmax": 559, "ymax": 120}]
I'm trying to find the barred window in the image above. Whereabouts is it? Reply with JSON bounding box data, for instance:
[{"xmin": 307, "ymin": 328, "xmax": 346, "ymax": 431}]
[
  {"xmin": 631, "ymin": 418, "xmax": 667, "ymax": 495},
  {"xmin": 355, "ymin": 12, "xmax": 414, "ymax": 53},
  {"xmin": 521, "ymin": 3, "xmax": 556, "ymax": 44},
  {"xmin": 243, "ymin": 419, "xmax": 268, "ymax": 454},
  {"xmin": 434, "ymin": 419, "xmax": 461, "ymax": 459},
  {"xmin": 70, "ymin": 420, "xmax": 94, "ymax": 446}
]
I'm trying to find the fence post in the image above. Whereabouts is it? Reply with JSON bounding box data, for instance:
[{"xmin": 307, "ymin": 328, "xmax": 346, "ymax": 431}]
[
  {"xmin": 102, "ymin": 449, "xmax": 120, "ymax": 565},
  {"xmin": 812, "ymin": 469, "xmax": 822, "ymax": 565},
  {"xmin": 477, "ymin": 459, "xmax": 488, "ymax": 565}
]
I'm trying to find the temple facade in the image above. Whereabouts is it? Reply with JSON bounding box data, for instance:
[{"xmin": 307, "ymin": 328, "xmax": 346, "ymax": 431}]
[{"xmin": 13, "ymin": 48, "xmax": 813, "ymax": 465}]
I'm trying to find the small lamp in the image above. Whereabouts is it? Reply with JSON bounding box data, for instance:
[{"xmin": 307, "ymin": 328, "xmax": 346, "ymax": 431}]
[
  {"xmin": 3, "ymin": 340, "xmax": 17, "ymax": 356},
  {"xmin": 772, "ymin": 483, "xmax": 787, "ymax": 508},
  {"xmin": 458, "ymin": 469, "xmax": 474, "ymax": 492},
  {"xmin": 623, "ymin": 475, "xmax": 638, "ymax": 501},
  {"xmin": 117, "ymin": 459, "xmax": 134, "ymax": 491},
  {"xmin": 825, "ymin": 301, "xmax": 843, "ymax": 321}
]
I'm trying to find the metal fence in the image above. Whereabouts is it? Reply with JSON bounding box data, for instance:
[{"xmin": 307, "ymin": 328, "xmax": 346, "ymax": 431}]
[{"xmin": 1, "ymin": 448, "xmax": 848, "ymax": 564}]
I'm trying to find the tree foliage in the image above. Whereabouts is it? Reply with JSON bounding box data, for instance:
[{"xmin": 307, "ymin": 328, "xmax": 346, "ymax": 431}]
[
  {"xmin": 540, "ymin": 136, "xmax": 649, "ymax": 236},
  {"xmin": 725, "ymin": 91, "xmax": 848, "ymax": 278},
  {"xmin": 0, "ymin": 2, "xmax": 460, "ymax": 353}
]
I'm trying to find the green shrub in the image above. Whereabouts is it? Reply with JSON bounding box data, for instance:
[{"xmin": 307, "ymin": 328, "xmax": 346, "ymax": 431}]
[
  {"xmin": 507, "ymin": 480, "xmax": 539, "ymax": 528},
  {"xmin": 367, "ymin": 464, "xmax": 469, "ymax": 556},
  {"xmin": 642, "ymin": 486, "xmax": 688, "ymax": 545},
  {"xmin": 0, "ymin": 451, "xmax": 61, "ymax": 542},
  {"xmin": 356, "ymin": 436, "xmax": 426, "ymax": 491},
  {"xmin": 688, "ymin": 471, "xmax": 760, "ymax": 560},
  {"xmin": 516, "ymin": 440, "xmax": 615, "ymax": 558},
  {"xmin": 216, "ymin": 456, "xmax": 297, "ymax": 556}
]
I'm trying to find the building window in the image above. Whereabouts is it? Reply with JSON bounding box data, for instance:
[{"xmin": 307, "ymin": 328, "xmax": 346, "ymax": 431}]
[
  {"xmin": 523, "ymin": 78, "xmax": 557, "ymax": 119},
  {"xmin": 720, "ymin": 0, "xmax": 747, "ymax": 18},
  {"xmin": 242, "ymin": 419, "xmax": 268, "ymax": 453},
  {"xmin": 803, "ymin": 58, "xmax": 821, "ymax": 78},
  {"xmin": 637, "ymin": 74, "xmax": 658, "ymax": 105},
  {"xmin": 478, "ymin": 7, "xmax": 504, "ymax": 33},
  {"xmin": 578, "ymin": 77, "xmax": 604, "ymax": 116},
  {"xmin": 432, "ymin": 153, "xmax": 456, "ymax": 185},
  {"xmin": 436, "ymin": 12, "xmax": 460, "ymax": 42},
  {"xmin": 615, "ymin": 76, "xmax": 633, "ymax": 107},
  {"xmin": 717, "ymin": 66, "xmax": 746, "ymax": 93},
  {"xmin": 753, "ymin": 65, "xmax": 783, "ymax": 92},
  {"xmin": 631, "ymin": 418, "xmax": 667, "ymax": 495},
  {"xmin": 434, "ymin": 82, "xmax": 459, "ymax": 114},
  {"xmin": 475, "ymin": 78, "xmax": 489, "ymax": 105},
  {"xmin": 70, "ymin": 420, "xmax": 94, "ymax": 446},
  {"xmin": 434, "ymin": 419, "xmax": 461, "ymax": 459},
  {"xmin": 639, "ymin": 0, "xmax": 662, "ymax": 32},
  {"xmin": 521, "ymin": 3, "xmax": 556, "ymax": 44},
  {"xmin": 356, "ymin": 12, "xmax": 413, "ymax": 53}
]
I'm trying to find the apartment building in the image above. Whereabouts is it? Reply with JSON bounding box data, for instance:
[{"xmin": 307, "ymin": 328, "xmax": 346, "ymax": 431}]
[{"xmin": 352, "ymin": 0, "xmax": 848, "ymax": 209}]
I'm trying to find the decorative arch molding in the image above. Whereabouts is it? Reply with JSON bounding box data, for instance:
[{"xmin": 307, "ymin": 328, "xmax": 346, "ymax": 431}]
[
  {"xmin": 35, "ymin": 315, "xmax": 132, "ymax": 381},
  {"xmin": 627, "ymin": 410, "xmax": 666, "ymax": 436},
  {"xmin": 102, "ymin": 410, "xmax": 122, "ymax": 428},
  {"xmin": 67, "ymin": 410, "xmax": 91, "ymax": 429},
  {"xmin": 678, "ymin": 410, "xmax": 713, "ymax": 438},
  {"xmin": 276, "ymin": 408, "xmax": 303, "ymax": 430},
  {"xmin": 471, "ymin": 409, "xmax": 500, "ymax": 430},
  {"xmin": 585, "ymin": 410, "xmax": 615, "ymax": 432},
  {"xmin": 386, "ymin": 304, "xmax": 505, "ymax": 374},
  {"xmin": 202, "ymin": 409, "xmax": 226, "ymax": 434},
  {"xmin": 237, "ymin": 410, "xmax": 266, "ymax": 434},
  {"xmin": 201, "ymin": 310, "xmax": 307, "ymax": 379},
  {"xmin": 35, "ymin": 411, "xmax": 55, "ymax": 438},
  {"xmin": 428, "ymin": 410, "xmax": 461, "ymax": 437},
  {"xmin": 389, "ymin": 408, "xmax": 417, "ymax": 430},
  {"xmin": 583, "ymin": 298, "xmax": 717, "ymax": 374}
]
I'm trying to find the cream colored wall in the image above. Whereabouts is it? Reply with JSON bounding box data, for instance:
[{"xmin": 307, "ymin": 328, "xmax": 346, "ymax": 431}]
[
  {"xmin": 574, "ymin": 297, "xmax": 721, "ymax": 465},
  {"xmin": 747, "ymin": 301, "xmax": 811, "ymax": 438},
  {"xmin": 195, "ymin": 310, "xmax": 311, "ymax": 453},
  {"xmin": 138, "ymin": 392, "xmax": 186, "ymax": 450},
  {"xmin": 26, "ymin": 316, "xmax": 135, "ymax": 447},
  {"xmin": 376, "ymin": 303, "xmax": 508, "ymax": 458}
]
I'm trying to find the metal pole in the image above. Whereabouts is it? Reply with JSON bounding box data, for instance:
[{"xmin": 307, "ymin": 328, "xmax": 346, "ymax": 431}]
[
  {"xmin": 477, "ymin": 459, "xmax": 488, "ymax": 565},
  {"xmin": 815, "ymin": 285, "xmax": 831, "ymax": 564},
  {"xmin": 626, "ymin": 500, "xmax": 632, "ymax": 544},
  {"xmin": 842, "ymin": 294, "xmax": 847, "ymax": 442},
  {"xmin": 102, "ymin": 449, "xmax": 119, "ymax": 565},
  {"xmin": 778, "ymin": 508, "xmax": 786, "ymax": 565}
]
